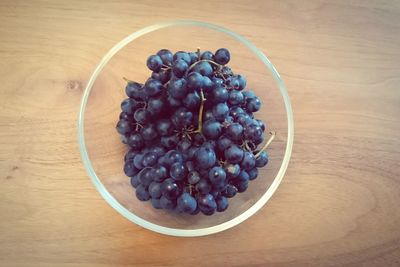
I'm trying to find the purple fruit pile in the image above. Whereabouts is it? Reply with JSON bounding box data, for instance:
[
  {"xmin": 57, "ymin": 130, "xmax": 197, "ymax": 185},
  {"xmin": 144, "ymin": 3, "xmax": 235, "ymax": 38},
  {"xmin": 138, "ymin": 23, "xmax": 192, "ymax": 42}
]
[{"xmin": 116, "ymin": 48, "xmax": 271, "ymax": 216}]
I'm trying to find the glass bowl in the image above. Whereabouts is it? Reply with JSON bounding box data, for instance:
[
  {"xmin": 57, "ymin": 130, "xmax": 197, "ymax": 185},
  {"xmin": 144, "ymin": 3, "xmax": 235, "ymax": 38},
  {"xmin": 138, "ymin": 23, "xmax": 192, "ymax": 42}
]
[{"xmin": 78, "ymin": 20, "xmax": 293, "ymax": 237}]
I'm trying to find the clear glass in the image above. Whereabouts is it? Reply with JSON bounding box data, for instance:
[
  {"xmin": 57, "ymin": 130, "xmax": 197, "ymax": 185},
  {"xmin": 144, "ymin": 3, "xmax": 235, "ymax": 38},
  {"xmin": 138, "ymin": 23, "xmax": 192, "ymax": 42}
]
[{"xmin": 78, "ymin": 21, "xmax": 294, "ymax": 237}]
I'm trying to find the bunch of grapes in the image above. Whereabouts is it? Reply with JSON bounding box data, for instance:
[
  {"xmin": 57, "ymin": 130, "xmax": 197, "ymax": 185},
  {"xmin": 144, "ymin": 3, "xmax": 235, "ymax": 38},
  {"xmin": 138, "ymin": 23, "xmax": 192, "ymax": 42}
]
[{"xmin": 116, "ymin": 48, "xmax": 273, "ymax": 216}]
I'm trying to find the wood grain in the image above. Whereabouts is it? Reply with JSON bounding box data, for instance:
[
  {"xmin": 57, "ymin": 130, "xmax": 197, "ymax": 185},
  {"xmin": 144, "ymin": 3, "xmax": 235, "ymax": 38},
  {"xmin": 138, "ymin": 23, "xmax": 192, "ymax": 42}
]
[{"xmin": 1, "ymin": 0, "xmax": 399, "ymax": 266}]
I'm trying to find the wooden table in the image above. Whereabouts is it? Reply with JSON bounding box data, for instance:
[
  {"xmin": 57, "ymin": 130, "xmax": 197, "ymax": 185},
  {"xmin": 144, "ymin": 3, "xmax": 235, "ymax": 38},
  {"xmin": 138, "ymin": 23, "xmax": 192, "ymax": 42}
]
[{"xmin": 1, "ymin": 1, "xmax": 399, "ymax": 266}]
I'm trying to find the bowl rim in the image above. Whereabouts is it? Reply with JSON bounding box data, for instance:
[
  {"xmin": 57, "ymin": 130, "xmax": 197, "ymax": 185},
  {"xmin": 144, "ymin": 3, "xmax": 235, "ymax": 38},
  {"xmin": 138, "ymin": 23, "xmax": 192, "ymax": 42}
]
[{"xmin": 78, "ymin": 20, "xmax": 294, "ymax": 237}]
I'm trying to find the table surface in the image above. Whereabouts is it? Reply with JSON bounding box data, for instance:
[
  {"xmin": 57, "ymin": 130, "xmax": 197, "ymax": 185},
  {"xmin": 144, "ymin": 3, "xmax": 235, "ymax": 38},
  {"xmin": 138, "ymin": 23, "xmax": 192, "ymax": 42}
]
[{"xmin": 1, "ymin": 1, "xmax": 400, "ymax": 266}]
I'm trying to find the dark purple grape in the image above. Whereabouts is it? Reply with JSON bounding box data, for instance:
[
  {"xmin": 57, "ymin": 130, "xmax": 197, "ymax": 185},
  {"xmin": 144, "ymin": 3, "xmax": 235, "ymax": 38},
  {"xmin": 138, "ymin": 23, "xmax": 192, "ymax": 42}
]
[
  {"xmin": 202, "ymin": 76, "xmax": 214, "ymax": 93},
  {"xmin": 237, "ymin": 74, "xmax": 246, "ymax": 90},
  {"xmin": 136, "ymin": 184, "xmax": 151, "ymax": 201},
  {"xmin": 208, "ymin": 166, "xmax": 226, "ymax": 185},
  {"xmin": 151, "ymin": 198, "xmax": 162, "ymax": 209},
  {"xmin": 147, "ymin": 96, "xmax": 165, "ymax": 115},
  {"xmin": 225, "ymin": 123, "xmax": 243, "ymax": 141},
  {"xmin": 157, "ymin": 49, "xmax": 173, "ymax": 65},
  {"xmin": 197, "ymin": 193, "xmax": 217, "ymax": 216},
  {"xmin": 173, "ymin": 51, "xmax": 191, "ymax": 64},
  {"xmin": 246, "ymin": 97, "xmax": 261, "ymax": 112},
  {"xmin": 177, "ymin": 192, "xmax": 197, "ymax": 213},
  {"xmin": 214, "ymin": 48, "xmax": 230, "ymax": 65},
  {"xmin": 156, "ymin": 119, "xmax": 173, "ymax": 136},
  {"xmin": 194, "ymin": 147, "xmax": 216, "ymax": 169},
  {"xmin": 256, "ymin": 151, "xmax": 268, "ymax": 167},
  {"xmin": 140, "ymin": 124, "xmax": 158, "ymax": 141},
  {"xmin": 188, "ymin": 171, "xmax": 201, "ymax": 185},
  {"xmin": 225, "ymin": 145, "xmax": 244, "ymax": 164},
  {"xmin": 144, "ymin": 78, "xmax": 162, "ymax": 97},
  {"xmin": 222, "ymin": 184, "xmax": 237, "ymax": 198},
  {"xmin": 152, "ymin": 69, "xmax": 171, "ymax": 84},
  {"xmin": 241, "ymin": 151, "xmax": 256, "ymax": 170},
  {"xmin": 121, "ymin": 98, "xmax": 138, "ymax": 114},
  {"xmin": 125, "ymin": 82, "xmax": 143, "ymax": 99},
  {"xmin": 187, "ymin": 72, "xmax": 204, "ymax": 91},
  {"xmin": 153, "ymin": 164, "xmax": 168, "ymax": 182},
  {"xmin": 172, "ymin": 59, "xmax": 188, "ymax": 78},
  {"xmin": 133, "ymin": 153, "xmax": 144, "ymax": 169},
  {"xmin": 146, "ymin": 55, "xmax": 163, "ymax": 72},
  {"xmin": 130, "ymin": 175, "xmax": 140, "ymax": 188},
  {"xmin": 183, "ymin": 91, "xmax": 200, "ymax": 110},
  {"xmin": 195, "ymin": 179, "xmax": 211, "ymax": 194},
  {"xmin": 200, "ymin": 51, "xmax": 214, "ymax": 60},
  {"xmin": 160, "ymin": 195, "xmax": 176, "ymax": 210},
  {"xmin": 229, "ymin": 91, "xmax": 244, "ymax": 106},
  {"xmin": 202, "ymin": 120, "xmax": 222, "ymax": 140},
  {"xmin": 127, "ymin": 133, "xmax": 144, "ymax": 150},
  {"xmin": 164, "ymin": 150, "xmax": 184, "ymax": 166},
  {"xmin": 116, "ymin": 119, "xmax": 131, "ymax": 135},
  {"xmin": 171, "ymin": 108, "xmax": 193, "ymax": 128},
  {"xmin": 168, "ymin": 78, "xmax": 187, "ymax": 99},
  {"xmin": 211, "ymin": 86, "xmax": 229, "ymax": 103},
  {"xmin": 212, "ymin": 103, "xmax": 229, "ymax": 122},
  {"xmin": 217, "ymin": 136, "xmax": 233, "ymax": 153},
  {"xmin": 160, "ymin": 135, "xmax": 179, "ymax": 149},
  {"xmin": 166, "ymin": 95, "xmax": 182, "ymax": 108},
  {"xmin": 124, "ymin": 161, "xmax": 138, "ymax": 177},
  {"xmin": 148, "ymin": 181, "xmax": 162, "ymax": 198},
  {"xmin": 248, "ymin": 167, "xmax": 258, "ymax": 181},
  {"xmin": 216, "ymin": 196, "xmax": 229, "ymax": 212},
  {"xmin": 170, "ymin": 162, "xmax": 187, "ymax": 181},
  {"xmin": 188, "ymin": 51, "xmax": 199, "ymax": 64},
  {"xmin": 143, "ymin": 152, "xmax": 158, "ymax": 167},
  {"xmin": 133, "ymin": 108, "xmax": 149, "ymax": 124},
  {"xmin": 192, "ymin": 61, "xmax": 213, "ymax": 77},
  {"xmin": 161, "ymin": 178, "xmax": 181, "ymax": 200},
  {"xmin": 138, "ymin": 167, "xmax": 154, "ymax": 187}
]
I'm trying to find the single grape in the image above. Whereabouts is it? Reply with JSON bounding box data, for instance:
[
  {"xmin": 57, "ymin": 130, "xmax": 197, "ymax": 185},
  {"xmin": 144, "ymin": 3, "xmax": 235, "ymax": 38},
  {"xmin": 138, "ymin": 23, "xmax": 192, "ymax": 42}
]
[
  {"xmin": 164, "ymin": 150, "xmax": 184, "ymax": 166},
  {"xmin": 140, "ymin": 124, "xmax": 158, "ymax": 141},
  {"xmin": 156, "ymin": 119, "xmax": 173, "ymax": 136},
  {"xmin": 170, "ymin": 162, "xmax": 188, "ymax": 181},
  {"xmin": 203, "ymin": 140, "xmax": 216, "ymax": 150},
  {"xmin": 127, "ymin": 133, "xmax": 144, "ymax": 150},
  {"xmin": 225, "ymin": 123, "xmax": 243, "ymax": 141},
  {"xmin": 183, "ymin": 91, "xmax": 200, "ymax": 110},
  {"xmin": 222, "ymin": 184, "xmax": 238, "ymax": 198},
  {"xmin": 212, "ymin": 103, "xmax": 229, "ymax": 122},
  {"xmin": 216, "ymin": 136, "xmax": 233, "ymax": 153},
  {"xmin": 216, "ymin": 196, "xmax": 229, "ymax": 212},
  {"xmin": 161, "ymin": 178, "xmax": 181, "ymax": 200},
  {"xmin": 130, "ymin": 175, "xmax": 140, "ymax": 188},
  {"xmin": 124, "ymin": 149, "xmax": 138, "ymax": 162},
  {"xmin": 200, "ymin": 51, "xmax": 214, "ymax": 60},
  {"xmin": 241, "ymin": 151, "xmax": 256, "ymax": 170},
  {"xmin": 197, "ymin": 193, "xmax": 217, "ymax": 216},
  {"xmin": 136, "ymin": 184, "xmax": 151, "ymax": 201},
  {"xmin": 147, "ymin": 96, "xmax": 165, "ymax": 115},
  {"xmin": 246, "ymin": 97, "xmax": 261, "ymax": 112},
  {"xmin": 244, "ymin": 124, "xmax": 263, "ymax": 141},
  {"xmin": 119, "ymin": 111, "xmax": 131, "ymax": 121},
  {"xmin": 177, "ymin": 193, "xmax": 197, "ymax": 213},
  {"xmin": 157, "ymin": 49, "xmax": 173, "ymax": 65},
  {"xmin": 146, "ymin": 55, "xmax": 163, "ymax": 72},
  {"xmin": 133, "ymin": 153, "xmax": 144, "ymax": 169},
  {"xmin": 133, "ymin": 108, "xmax": 149, "ymax": 124},
  {"xmin": 124, "ymin": 161, "xmax": 138, "ymax": 177},
  {"xmin": 116, "ymin": 119, "xmax": 131, "ymax": 135},
  {"xmin": 166, "ymin": 95, "xmax": 182, "ymax": 108},
  {"xmin": 225, "ymin": 144, "xmax": 244, "ymax": 164},
  {"xmin": 125, "ymin": 82, "xmax": 143, "ymax": 99},
  {"xmin": 202, "ymin": 120, "xmax": 222, "ymax": 140},
  {"xmin": 172, "ymin": 59, "xmax": 188, "ymax": 78},
  {"xmin": 214, "ymin": 48, "xmax": 230, "ymax": 65},
  {"xmin": 208, "ymin": 166, "xmax": 226, "ymax": 185},
  {"xmin": 236, "ymin": 170, "xmax": 250, "ymax": 183},
  {"xmin": 138, "ymin": 167, "xmax": 154, "ymax": 187},
  {"xmin": 144, "ymin": 78, "xmax": 162, "ymax": 97},
  {"xmin": 202, "ymin": 76, "xmax": 214, "ymax": 93},
  {"xmin": 148, "ymin": 181, "xmax": 162, "ymax": 198},
  {"xmin": 121, "ymin": 98, "xmax": 138, "ymax": 115},
  {"xmin": 237, "ymin": 74, "xmax": 247, "ymax": 90},
  {"xmin": 196, "ymin": 179, "xmax": 211, "ymax": 194},
  {"xmin": 226, "ymin": 76, "xmax": 240, "ymax": 89},
  {"xmin": 248, "ymin": 167, "xmax": 258, "ymax": 181},
  {"xmin": 168, "ymin": 78, "xmax": 187, "ymax": 99},
  {"xmin": 153, "ymin": 164, "xmax": 168, "ymax": 182},
  {"xmin": 228, "ymin": 90, "xmax": 244, "ymax": 106},
  {"xmin": 143, "ymin": 152, "xmax": 158, "ymax": 167},
  {"xmin": 211, "ymin": 86, "xmax": 229, "ymax": 103},
  {"xmin": 192, "ymin": 61, "xmax": 213, "ymax": 77},
  {"xmin": 187, "ymin": 72, "xmax": 204, "ymax": 91},
  {"xmin": 177, "ymin": 138, "xmax": 192, "ymax": 154},
  {"xmin": 173, "ymin": 51, "xmax": 191, "ymax": 64},
  {"xmin": 255, "ymin": 151, "xmax": 269, "ymax": 167},
  {"xmin": 235, "ymin": 180, "xmax": 249, "ymax": 193},
  {"xmin": 171, "ymin": 107, "xmax": 193, "ymax": 128},
  {"xmin": 151, "ymin": 69, "xmax": 171, "ymax": 84},
  {"xmin": 188, "ymin": 51, "xmax": 199, "ymax": 64}
]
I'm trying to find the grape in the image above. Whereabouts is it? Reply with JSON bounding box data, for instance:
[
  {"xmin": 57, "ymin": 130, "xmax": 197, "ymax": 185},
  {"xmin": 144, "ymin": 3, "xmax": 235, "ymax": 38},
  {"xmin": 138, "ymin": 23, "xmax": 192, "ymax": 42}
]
[
  {"xmin": 161, "ymin": 178, "xmax": 181, "ymax": 200},
  {"xmin": 208, "ymin": 166, "xmax": 226, "ymax": 185},
  {"xmin": 121, "ymin": 98, "xmax": 138, "ymax": 114},
  {"xmin": 157, "ymin": 49, "xmax": 173, "ymax": 65},
  {"xmin": 172, "ymin": 59, "xmax": 188, "ymax": 78},
  {"xmin": 216, "ymin": 196, "xmax": 229, "ymax": 212},
  {"xmin": 124, "ymin": 161, "xmax": 138, "ymax": 177},
  {"xmin": 188, "ymin": 52, "xmax": 199, "ymax": 64},
  {"xmin": 225, "ymin": 123, "xmax": 243, "ymax": 141},
  {"xmin": 248, "ymin": 167, "xmax": 258, "ymax": 181},
  {"xmin": 222, "ymin": 184, "xmax": 238, "ymax": 198},
  {"xmin": 168, "ymin": 78, "xmax": 187, "ymax": 99},
  {"xmin": 125, "ymin": 82, "xmax": 143, "ymax": 99},
  {"xmin": 237, "ymin": 74, "xmax": 247, "ymax": 90},
  {"xmin": 170, "ymin": 162, "xmax": 188, "ymax": 181},
  {"xmin": 192, "ymin": 61, "xmax": 213, "ymax": 77},
  {"xmin": 225, "ymin": 144, "xmax": 244, "ymax": 164},
  {"xmin": 171, "ymin": 108, "xmax": 193, "ymax": 128},
  {"xmin": 228, "ymin": 90, "xmax": 244, "ymax": 105},
  {"xmin": 212, "ymin": 103, "xmax": 229, "ymax": 122},
  {"xmin": 147, "ymin": 96, "xmax": 165, "ymax": 115},
  {"xmin": 161, "ymin": 135, "xmax": 179, "ymax": 149},
  {"xmin": 140, "ymin": 124, "xmax": 158, "ymax": 141},
  {"xmin": 187, "ymin": 72, "xmax": 204, "ymax": 90},
  {"xmin": 124, "ymin": 149, "xmax": 138, "ymax": 162},
  {"xmin": 177, "ymin": 193, "xmax": 197, "ymax": 213},
  {"xmin": 214, "ymin": 48, "xmax": 230, "ymax": 65},
  {"xmin": 148, "ymin": 182, "xmax": 162, "ymax": 198},
  {"xmin": 202, "ymin": 76, "xmax": 213, "ymax": 93},
  {"xmin": 194, "ymin": 147, "xmax": 216, "ymax": 169},
  {"xmin": 138, "ymin": 167, "xmax": 154, "ymax": 187},
  {"xmin": 183, "ymin": 91, "xmax": 200, "ymax": 110},
  {"xmin": 156, "ymin": 119, "xmax": 173, "ymax": 136},
  {"xmin": 152, "ymin": 69, "xmax": 171, "ymax": 84},
  {"xmin": 143, "ymin": 152, "xmax": 158, "ymax": 167},
  {"xmin": 255, "ymin": 151, "xmax": 268, "ymax": 167},
  {"xmin": 241, "ymin": 151, "xmax": 256, "ymax": 170},
  {"xmin": 200, "ymin": 51, "xmax": 214, "ymax": 60},
  {"xmin": 133, "ymin": 108, "xmax": 149, "ymax": 124},
  {"xmin": 151, "ymin": 198, "xmax": 162, "ymax": 209},
  {"xmin": 197, "ymin": 193, "xmax": 217, "ymax": 215},
  {"xmin": 211, "ymin": 86, "xmax": 229, "ymax": 103},
  {"xmin": 236, "ymin": 170, "xmax": 250, "ymax": 183},
  {"xmin": 116, "ymin": 119, "xmax": 131, "ymax": 135},
  {"xmin": 130, "ymin": 175, "xmax": 140, "ymax": 188},
  {"xmin": 136, "ymin": 184, "xmax": 150, "ymax": 201},
  {"xmin": 196, "ymin": 179, "xmax": 211, "ymax": 194},
  {"xmin": 153, "ymin": 164, "xmax": 168, "ymax": 182},
  {"xmin": 202, "ymin": 120, "xmax": 222, "ymax": 140},
  {"xmin": 146, "ymin": 55, "xmax": 163, "ymax": 72},
  {"xmin": 133, "ymin": 153, "xmax": 144, "ymax": 169},
  {"xmin": 173, "ymin": 51, "xmax": 191, "ymax": 64},
  {"xmin": 236, "ymin": 181, "xmax": 249, "ymax": 193},
  {"xmin": 246, "ymin": 96, "xmax": 261, "ymax": 112},
  {"xmin": 127, "ymin": 133, "xmax": 144, "ymax": 150},
  {"xmin": 164, "ymin": 150, "xmax": 183, "ymax": 166},
  {"xmin": 160, "ymin": 195, "xmax": 176, "ymax": 210},
  {"xmin": 166, "ymin": 95, "xmax": 182, "ymax": 108}
]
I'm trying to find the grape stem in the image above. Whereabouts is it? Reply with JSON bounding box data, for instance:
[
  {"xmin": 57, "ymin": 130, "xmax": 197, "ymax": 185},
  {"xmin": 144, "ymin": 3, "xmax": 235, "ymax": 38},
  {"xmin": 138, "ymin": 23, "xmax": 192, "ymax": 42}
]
[
  {"xmin": 123, "ymin": 77, "xmax": 134, "ymax": 83},
  {"xmin": 255, "ymin": 131, "xmax": 276, "ymax": 158},
  {"xmin": 186, "ymin": 59, "xmax": 222, "ymax": 75},
  {"xmin": 194, "ymin": 89, "xmax": 206, "ymax": 133}
]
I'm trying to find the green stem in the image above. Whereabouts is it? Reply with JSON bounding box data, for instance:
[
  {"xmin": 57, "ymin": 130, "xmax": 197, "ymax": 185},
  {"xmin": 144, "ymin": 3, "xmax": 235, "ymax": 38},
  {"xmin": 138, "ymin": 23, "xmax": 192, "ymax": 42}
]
[
  {"xmin": 194, "ymin": 89, "xmax": 206, "ymax": 133},
  {"xmin": 255, "ymin": 131, "xmax": 276, "ymax": 158},
  {"xmin": 186, "ymin": 59, "xmax": 222, "ymax": 75}
]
